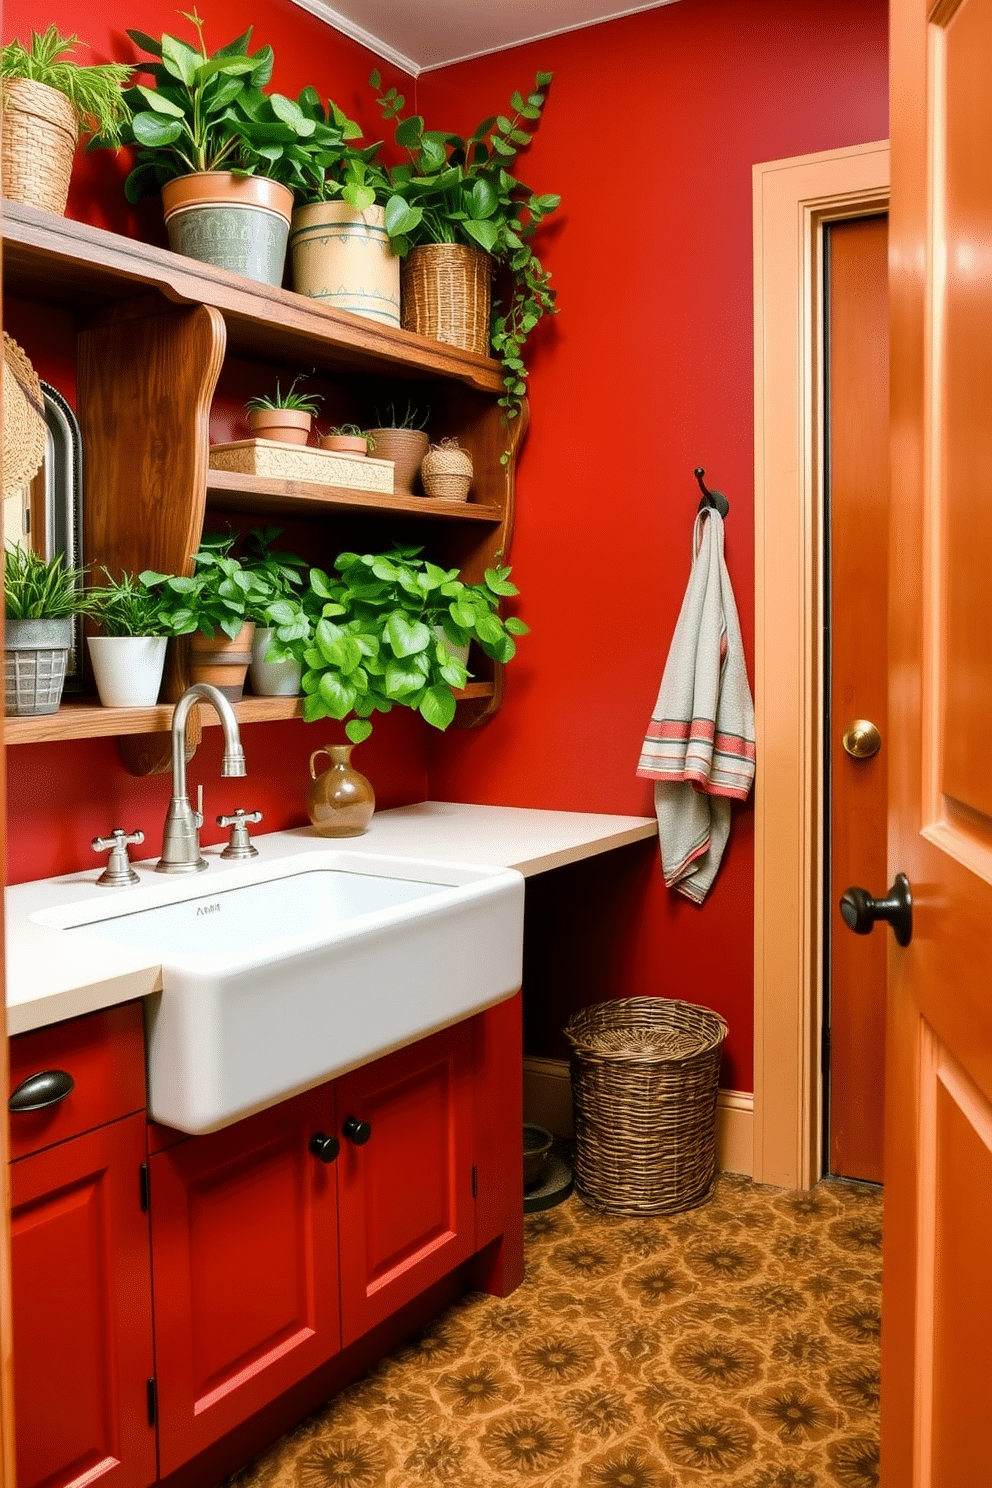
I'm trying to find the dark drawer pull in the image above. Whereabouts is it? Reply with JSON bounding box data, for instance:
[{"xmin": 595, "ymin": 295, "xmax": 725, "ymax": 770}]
[
  {"xmin": 9, "ymin": 1069, "xmax": 76, "ymax": 1113},
  {"xmin": 342, "ymin": 1116, "xmax": 372, "ymax": 1146},
  {"xmin": 308, "ymin": 1132, "xmax": 340, "ymax": 1164}
]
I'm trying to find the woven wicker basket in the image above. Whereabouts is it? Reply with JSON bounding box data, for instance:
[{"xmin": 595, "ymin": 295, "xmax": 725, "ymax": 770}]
[
  {"xmin": 421, "ymin": 439, "xmax": 473, "ymax": 501},
  {"xmin": 1, "ymin": 78, "xmax": 78, "ymax": 215},
  {"xmin": 401, "ymin": 244, "xmax": 493, "ymax": 357},
  {"xmin": 565, "ymin": 997, "xmax": 728, "ymax": 1216}
]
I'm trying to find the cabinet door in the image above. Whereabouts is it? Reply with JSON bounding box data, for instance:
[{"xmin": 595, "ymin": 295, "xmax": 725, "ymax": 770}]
[
  {"xmin": 337, "ymin": 1023, "xmax": 475, "ymax": 1346},
  {"xmin": 149, "ymin": 1085, "xmax": 340, "ymax": 1475},
  {"xmin": 10, "ymin": 1112, "xmax": 156, "ymax": 1488}
]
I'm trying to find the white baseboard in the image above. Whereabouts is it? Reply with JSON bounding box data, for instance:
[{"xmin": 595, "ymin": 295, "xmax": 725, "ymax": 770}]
[{"xmin": 522, "ymin": 1058, "xmax": 754, "ymax": 1178}]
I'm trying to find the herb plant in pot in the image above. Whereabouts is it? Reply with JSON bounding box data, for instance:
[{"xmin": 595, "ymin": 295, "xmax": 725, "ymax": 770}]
[
  {"xmin": 86, "ymin": 569, "xmax": 191, "ymax": 707},
  {"xmin": 371, "ymin": 69, "xmax": 559, "ymax": 428},
  {"xmin": 240, "ymin": 526, "xmax": 310, "ymax": 696},
  {"xmin": 245, "ymin": 376, "xmax": 322, "ymax": 446},
  {"xmin": 4, "ymin": 544, "xmax": 93, "ymax": 716},
  {"xmin": 1, "ymin": 26, "xmax": 131, "ymax": 215},
  {"xmin": 99, "ymin": 12, "xmax": 317, "ymax": 286}
]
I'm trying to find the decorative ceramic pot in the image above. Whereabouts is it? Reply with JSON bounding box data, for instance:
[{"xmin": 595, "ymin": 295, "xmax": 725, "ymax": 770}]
[
  {"xmin": 1, "ymin": 78, "xmax": 78, "ymax": 216},
  {"xmin": 161, "ymin": 172, "xmax": 294, "ymax": 287},
  {"xmin": 188, "ymin": 621, "xmax": 255, "ymax": 701},
  {"xmin": 4, "ymin": 617, "xmax": 72, "ymax": 716},
  {"xmin": 249, "ymin": 626, "xmax": 301, "ymax": 697},
  {"xmin": 367, "ymin": 428, "xmax": 429, "ymax": 496},
  {"xmin": 247, "ymin": 408, "xmax": 312, "ymax": 446},
  {"xmin": 88, "ymin": 634, "xmax": 167, "ymax": 707},
  {"xmin": 306, "ymin": 744, "xmax": 375, "ymax": 838},
  {"xmin": 290, "ymin": 202, "xmax": 400, "ymax": 326}
]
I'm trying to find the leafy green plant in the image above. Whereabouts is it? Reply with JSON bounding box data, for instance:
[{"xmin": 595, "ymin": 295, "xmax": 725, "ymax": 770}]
[
  {"xmin": 245, "ymin": 375, "xmax": 323, "ymax": 415},
  {"xmin": 370, "ymin": 69, "xmax": 560, "ymax": 426},
  {"xmin": 0, "ymin": 26, "xmax": 132, "ymax": 144},
  {"xmin": 324, "ymin": 424, "xmax": 376, "ymax": 450},
  {"xmin": 95, "ymin": 11, "xmax": 332, "ymax": 202},
  {"xmin": 88, "ymin": 568, "xmax": 192, "ymax": 637},
  {"xmin": 139, "ymin": 532, "xmax": 268, "ymax": 640},
  {"xmin": 371, "ymin": 401, "xmax": 429, "ymax": 432},
  {"xmin": 296, "ymin": 543, "xmax": 528, "ymax": 742},
  {"xmin": 4, "ymin": 545, "xmax": 92, "ymax": 620}
]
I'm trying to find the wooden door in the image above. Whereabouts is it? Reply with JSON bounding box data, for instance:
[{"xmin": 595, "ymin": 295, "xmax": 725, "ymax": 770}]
[
  {"xmin": 336, "ymin": 1023, "xmax": 475, "ymax": 1347},
  {"xmin": 9, "ymin": 1113, "xmax": 156, "ymax": 1488},
  {"xmin": 883, "ymin": 0, "xmax": 992, "ymax": 1479},
  {"xmin": 149, "ymin": 1085, "xmax": 340, "ymax": 1475},
  {"xmin": 826, "ymin": 214, "xmax": 890, "ymax": 1183}
]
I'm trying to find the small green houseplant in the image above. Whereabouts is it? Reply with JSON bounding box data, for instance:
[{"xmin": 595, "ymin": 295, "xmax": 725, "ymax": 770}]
[
  {"xmin": 370, "ymin": 70, "xmax": 559, "ymax": 426},
  {"xmin": 4, "ymin": 545, "xmax": 93, "ymax": 716},
  {"xmin": 297, "ymin": 543, "xmax": 528, "ymax": 742},
  {"xmin": 1, "ymin": 26, "xmax": 132, "ymax": 215},
  {"xmin": 239, "ymin": 527, "xmax": 310, "ymax": 695},
  {"xmin": 320, "ymin": 424, "xmax": 376, "ymax": 455},
  {"xmin": 245, "ymin": 375, "xmax": 323, "ymax": 445},
  {"xmin": 86, "ymin": 569, "xmax": 192, "ymax": 707},
  {"xmin": 368, "ymin": 403, "xmax": 431, "ymax": 494}
]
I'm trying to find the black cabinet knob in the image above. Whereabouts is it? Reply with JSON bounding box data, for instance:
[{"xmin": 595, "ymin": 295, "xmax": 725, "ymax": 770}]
[
  {"xmin": 839, "ymin": 872, "xmax": 913, "ymax": 947},
  {"xmin": 8, "ymin": 1069, "xmax": 75, "ymax": 1113},
  {"xmin": 342, "ymin": 1116, "xmax": 372, "ymax": 1146},
  {"xmin": 308, "ymin": 1132, "xmax": 340, "ymax": 1163}
]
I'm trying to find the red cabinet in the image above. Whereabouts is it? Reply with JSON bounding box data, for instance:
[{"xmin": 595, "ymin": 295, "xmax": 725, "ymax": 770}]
[
  {"xmin": 148, "ymin": 1084, "xmax": 341, "ymax": 1475},
  {"xmin": 10, "ymin": 1112, "xmax": 157, "ymax": 1488},
  {"xmin": 336, "ymin": 1022, "xmax": 476, "ymax": 1345}
]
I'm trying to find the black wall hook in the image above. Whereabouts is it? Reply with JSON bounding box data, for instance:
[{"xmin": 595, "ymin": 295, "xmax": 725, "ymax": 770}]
[{"xmin": 694, "ymin": 467, "xmax": 730, "ymax": 518}]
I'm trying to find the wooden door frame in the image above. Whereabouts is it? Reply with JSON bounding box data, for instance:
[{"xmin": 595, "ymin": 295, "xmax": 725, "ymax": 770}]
[{"xmin": 752, "ymin": 140, "xmax": 890, "ymax": 1189}]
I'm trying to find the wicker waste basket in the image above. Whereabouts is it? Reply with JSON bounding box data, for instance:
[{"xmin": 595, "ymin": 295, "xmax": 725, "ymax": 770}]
[{"xmin": 564, "ymin": 997, "xmax": 728, "ymax": 1215}]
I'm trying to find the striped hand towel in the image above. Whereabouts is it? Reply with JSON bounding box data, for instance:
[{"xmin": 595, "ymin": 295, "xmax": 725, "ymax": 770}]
[{"xmin": 636, "ymin": 508, "xmax": 755, "ymax": 903}]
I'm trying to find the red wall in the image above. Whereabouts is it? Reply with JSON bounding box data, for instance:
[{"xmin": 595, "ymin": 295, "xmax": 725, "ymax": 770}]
[{"xmin": 2, "ymin": 0, "xmax": 888, "ymax": 1089}]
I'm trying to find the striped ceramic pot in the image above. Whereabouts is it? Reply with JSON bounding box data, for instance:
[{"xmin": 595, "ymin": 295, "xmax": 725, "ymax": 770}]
[
  {"xmin": 189, "ymin": 622, "xmax": 255, "ymax": 701},
  {"xmin": 290, "ymin": 203, "xmax": 400, "ymax": 327}
]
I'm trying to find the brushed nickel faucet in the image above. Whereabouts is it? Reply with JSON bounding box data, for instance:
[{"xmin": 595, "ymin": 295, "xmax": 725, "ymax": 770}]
[{"xmin": 156, "ymin": 683, "xmax": 247, "ymax": 874}]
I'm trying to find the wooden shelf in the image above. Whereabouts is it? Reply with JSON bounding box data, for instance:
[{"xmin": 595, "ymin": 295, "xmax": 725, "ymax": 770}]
[
  {"xmin": 4, "ymin": 685, "xmax": 496, "ymax": 747},
  {"xmin": 1, "ymin": 202, "xmax": 504, "ymax": 394},
  {"xmin": 206, "ymin": 469, "xmax": 503, "ymax": 523}
]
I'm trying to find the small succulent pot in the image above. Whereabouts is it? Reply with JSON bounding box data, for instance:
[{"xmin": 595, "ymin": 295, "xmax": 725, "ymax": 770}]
[
  {"xmin": 249, "ymin": 626, "xmax": 301, "ymax": 697},
  {"xmin": 4, "ymin": 617, "xmax": 72, "ymax": 716},
  {"xmin": 188, "ymin": 621, "xmax": 255, "ymax": 701},
  {"xmin": 247, "ymin": 408, "xmax": 312, "ymax": 446},
  {"xmin": 307, "ymin": 744, "xmax": 375, "ymax": 838},
  {"xmin": 368, "ymin": 428, "xmax": 429, "ymax": 495},
  {"xmin": 87, "ymin": 635, "xmax": 168, "ymax": 708},
  {"xmin": 421, "ymin": 438, "xmax": 473, "ymax": 501},
  {"xmin": 161, "ymin": 172, "xmax": 294, "ymax": 288},
  {"xmin": 320, "ymin": 433, "xmax": 368, "ymax": 456}
]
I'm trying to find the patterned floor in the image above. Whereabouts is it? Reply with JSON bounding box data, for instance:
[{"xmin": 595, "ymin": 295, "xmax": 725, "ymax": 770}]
[{"xmin": 233, "ymin": 1173, "xmax": 882, "ymax": 1487}]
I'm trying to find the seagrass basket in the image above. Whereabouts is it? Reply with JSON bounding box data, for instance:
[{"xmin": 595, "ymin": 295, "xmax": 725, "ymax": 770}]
[
  {"xmin": 401, "ymin": 243, "xmax": 493, "ymax": 357},
  {"xmin": 564, "ymin": 997, "xmax": 728, "ymax": 1215},
  {"xmin": 1, "ymin": 78, "xmax": 78, "ymax": 215}
]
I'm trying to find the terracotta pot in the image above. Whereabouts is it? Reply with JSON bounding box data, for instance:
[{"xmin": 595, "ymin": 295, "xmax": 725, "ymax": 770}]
[
  {"xmin": 320, "ymin": 434, "xmax": 368, "ymax": 456},
  {"xmin": 367, "ymin": 428, "xmax": 429, "ymax": 495},
  {"xmin": 189, "ymin": 621, "xmax": 255, "ymax": 701},
  {"xmin": 290, "ymin": 202, "xmax": 400, "ymax": 326},
  {"xmin": 306, "ymin": 744, "xmax": 375, "ymax": 837},
  {"xmin": 161, "ymin": 173, "xmax": 294, "ymax": 287},
  {"xmin": 247, "ymin": 408, "xmax": 312, "ymax": 446}
]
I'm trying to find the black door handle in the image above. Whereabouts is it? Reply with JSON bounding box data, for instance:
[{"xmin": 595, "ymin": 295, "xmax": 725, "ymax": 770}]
[
  {"xmin": 342, "ymin": 1116, "xmax": 372, "ymax": 1146},
  {"xmin": 8, "ymin": 1069, "xmax": 75, "ymax": 1113},
  {"xmin": 839, "ymin": 872, "xmax": 913, "ymax": 946},
  {"xmin": 308, "ymin": 1132, "xmax": 340, "ymax": 1163}
]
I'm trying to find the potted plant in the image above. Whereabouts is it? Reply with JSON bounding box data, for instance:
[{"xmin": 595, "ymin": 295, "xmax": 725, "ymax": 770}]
[
  {"xmin": 140, "ymin": 533, "xmax": 269, "ymax": 699},
  {"xmin": 4, "ymin": 544, "xmax": 94, "ymax": 716},
  {"xmin": 367, "ymin": 402, "xmax": 430, "ymax": 495},
  {"xmin": 320, "ymin": 424, "xmax": 375, "ymax": 456},
  {"xmin": 95, "ymin": 12, "xmax": 318, "ymax": 286},
  {"xmin": 86, "ymin": 568, "xmax": 191, "ymax": 707},
  {"xmin": 239, "ymin": 526, "xmax": 310, "ymax": 695},
  {"xmin": 287, "ymin": 92, "xmax": 420, "ymax": 327},
  {"xmin": 1, "ymin": 26, "xmax": 131, "ymax": 216},
  {"xmin": 245, "ymin": 376, "xmax": 322, "ymax": 445},
  {"xmin": 371, "ymin": 69, "xmax": 560, "ymax": 426},
  {"xmin": 296, "ymin": 542, "xmax": 528, "ymax": 742}
]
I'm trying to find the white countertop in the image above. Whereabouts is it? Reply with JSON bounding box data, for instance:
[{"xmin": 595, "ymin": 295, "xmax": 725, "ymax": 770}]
[{"xmin": 6, "ymin": 802, "xmax": 656, "ymax": 1037}]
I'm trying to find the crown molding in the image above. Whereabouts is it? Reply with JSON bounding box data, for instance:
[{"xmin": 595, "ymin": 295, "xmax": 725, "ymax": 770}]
[
  {"xmin": 416, "ymin": 1, "xmax": 682, "ymax": 73},
  {"xmin": 286, "ymin": 0, "xmax": 421, "ymax": 76}
]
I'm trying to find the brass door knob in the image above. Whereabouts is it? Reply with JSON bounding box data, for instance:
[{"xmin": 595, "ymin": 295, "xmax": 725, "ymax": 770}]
[{"xmin": 841, "ymin": 719, "xmax": 882, "ymax": 759}]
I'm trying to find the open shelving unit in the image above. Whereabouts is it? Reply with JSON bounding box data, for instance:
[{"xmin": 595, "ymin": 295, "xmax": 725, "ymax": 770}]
[{"xmin": 2, "ymin": 202, "xmax": 524, "ymax": 768}]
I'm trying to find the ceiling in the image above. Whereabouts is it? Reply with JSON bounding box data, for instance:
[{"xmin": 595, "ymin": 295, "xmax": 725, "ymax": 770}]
[{"xmin": 291, "ymin": 0, "xmax": 680, "ymax": 76}]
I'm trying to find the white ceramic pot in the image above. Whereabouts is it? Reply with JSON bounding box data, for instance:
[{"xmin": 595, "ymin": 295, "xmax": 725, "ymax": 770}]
[
  {"xmin": 249, "ymin": 627, "xmax": 302, "ymax": 697},
  {"xmin": 88, "ymin": 635, "xmax": 168, "ymax": 708},
  {"xmin": 289, "ymin": 202, "xmax": 400, "ymax": 326}
]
